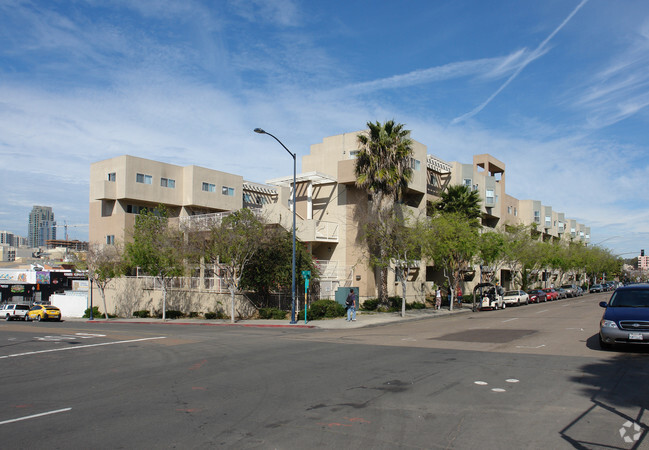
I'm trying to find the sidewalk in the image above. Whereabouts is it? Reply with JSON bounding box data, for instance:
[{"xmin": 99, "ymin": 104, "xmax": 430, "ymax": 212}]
[{"xmin": 74, "ymin": 306, "xmax": 471, "ymax": 329}]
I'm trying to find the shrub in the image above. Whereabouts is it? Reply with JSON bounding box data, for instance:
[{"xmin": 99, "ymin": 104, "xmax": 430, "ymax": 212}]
[
  {"xmin": 165, "ymin": 310, "xmax": 184, "ymax": 319},
  {"xmin": 205, "ymin": 311, "xmax": 226, "ymax": 320},
  {"xmin": 83, "ymin": 307, "xmax": 115, "ymax": 318},
  {"xmin": 133, "ymin": 310, "xmax": 150, "ymax": 318},
  {"xmin": 410, "ymin": 301, "xmax": 426, "ymax": 309},
  {"xmin": 306, "ymin": 300, "xmax": 346, "ymax": 320},
  {"xmin": 188, "ymin": 311, "xmax": 200, "ymax": 318},
  {"xmin": 258, "ymin": 307, "xmax": 287, "ymax": 320},
  {"xmin": 361, "ymin": 298, "xmax": 380, "ymax": 311}
]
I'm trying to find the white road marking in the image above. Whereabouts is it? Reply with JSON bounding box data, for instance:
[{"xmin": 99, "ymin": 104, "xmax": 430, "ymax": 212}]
[
  {"xmin": 502, "ymin": 318, "xmax": 519, "ymax": 323},
  {"xmin": 506, "ymin": 379, "xmax": 520, "ymax": 383},
  {"xmin": 474, "ymin": 381, "xmax": 488, "ymax": 386},
  {"xmin": 491, "ymin": 388, "xmax": 506, "ymax": 392},
  {"xmin": 0, "ymin": 337, "xmax": 166, "ymax": 359},
  {"xmin": 516, "ymin": 344, "xmax": 546, "ymax": 349},
  {"xmin": 0, "ymin": 408, "xmax": 71, "ymax": 425},
  {"xmin": 565, "ymin": 328, "xmax": 584, "ymax": 331},
  {"xmin": 535, "ymin": 310, "xmax": 549, "ymax": 314}
]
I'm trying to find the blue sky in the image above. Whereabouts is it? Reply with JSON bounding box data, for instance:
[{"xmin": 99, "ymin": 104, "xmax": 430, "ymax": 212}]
[{"xmin": 1, "ymin": 0, "xmax": 648, "ymax": 257}]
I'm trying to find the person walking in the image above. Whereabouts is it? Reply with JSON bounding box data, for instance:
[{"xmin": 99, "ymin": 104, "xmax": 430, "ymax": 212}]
[
  {"xmin": 435, "ymin": 287, "xmax": 442, "ymax": 310},
  {"xmin": 345, "ymin": 288, "xmax": 357, "ymax": 322}
]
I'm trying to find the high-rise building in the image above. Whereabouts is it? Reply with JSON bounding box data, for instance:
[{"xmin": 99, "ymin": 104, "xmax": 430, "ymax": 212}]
[
  {"xmin": 0, "ymin": 230, "xmax": 15, "ymax": 246},
  {"xmin": 28, "ymin": 206, "xmax": 56, "ymax": 248}
]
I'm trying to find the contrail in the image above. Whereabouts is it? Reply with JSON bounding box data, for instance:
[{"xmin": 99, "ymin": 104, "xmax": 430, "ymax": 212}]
[{"xmin": 451, "ymin": 0, "xmax": 590, "ymax": 125}]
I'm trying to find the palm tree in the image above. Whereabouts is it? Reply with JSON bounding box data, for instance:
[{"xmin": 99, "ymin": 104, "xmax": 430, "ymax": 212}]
[
  {"xmin": 355, "ymin": 120, "xmax": 414, "ymax": 208},
  {"xmin": 435, "ymin": 184, "xmax": 482, "ymax": 225},
  {"xmin": 355, "ymin": 120, "xmax": 414, "ymax": 303}
]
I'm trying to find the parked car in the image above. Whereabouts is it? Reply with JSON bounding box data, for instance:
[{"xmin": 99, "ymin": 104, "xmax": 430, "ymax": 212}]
[
  {"xmin": 26, "ymin": 305, "xmax": 61, "ymax": 322},
  {"xmin": 599, "ymin": 284, "xmax": 649, "ymax": 349},
  {"xmin": 503, "ymin": 290, "xmax": 529, "ymax": 306},
  {"xmin": 542, "ymin": 288, "xmax": 559, "ymax": 301},
  {"xmin": 527, "ymin": 289, "xmax": 547, "ymax": 303},
  {"xmin": 0, "ymin": 303, "xmax": 30, "ymax": 321},
  {"xmin": 590, "ymin": 284, "xmax": 604, "ymax": 293},
  {"xmin": 561, "ymin": 284, "xmax": 578, "ymax": 297},
  {"xmin": 555, "ymin": 288, "xmax": 568, "ymax": 299}
]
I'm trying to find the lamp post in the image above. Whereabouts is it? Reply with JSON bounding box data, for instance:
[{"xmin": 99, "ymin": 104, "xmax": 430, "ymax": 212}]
[{"xmin": 254, "ymin": 128, "xmax": 297, "ymax": 324}]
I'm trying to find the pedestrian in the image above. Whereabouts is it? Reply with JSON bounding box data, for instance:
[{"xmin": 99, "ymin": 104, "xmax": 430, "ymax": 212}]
[
  {"xmin": 345, "ymin": 288, "xmax": 357, "ymax": 322},
  {"xmin": 435, "ymin": 288, "xmax": 442, "ymax": 310},
  {"xmin": 457, "ymin": 287, "xmax": 463, "ymax": 308}
]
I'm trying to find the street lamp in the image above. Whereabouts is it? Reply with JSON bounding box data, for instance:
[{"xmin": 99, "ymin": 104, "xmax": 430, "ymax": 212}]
[{"xmin": 254, "ymin": 128, "xmax": 297, "ymax": 324}]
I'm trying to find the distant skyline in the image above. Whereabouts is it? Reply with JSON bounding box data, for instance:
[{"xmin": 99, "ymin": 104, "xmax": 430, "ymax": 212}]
[{"xmin": 1, "ymin": 0, "xmax": 648, "ymax": 256}]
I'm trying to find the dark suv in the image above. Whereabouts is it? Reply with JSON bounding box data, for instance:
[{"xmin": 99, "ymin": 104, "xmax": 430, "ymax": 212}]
[{"xmin": 599, "ymin": 284, "xmax": 649, "ymax": 349}]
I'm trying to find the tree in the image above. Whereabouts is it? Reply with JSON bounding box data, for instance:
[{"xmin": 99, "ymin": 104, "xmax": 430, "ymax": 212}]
[
  {"xmin": 201, "ymin": 209, "xmax": 264, "ymax": 323},
  {"xmin": 364, "ymin": 206, "xmax": 422, "ymax": 317},
  {"xmin": 355, "ymin": 120, "xmax": 414, "ymax": 304},
  {"xmin": 422, "ymin": 212, "xmax": 480, "ymax": 311},
  {"xmin": 124, "ymin": 206, "xmax": 185, "ymax": 320},
  {"xmin": 241, "ymin": 228, "xmax": 317, "ymax": 301},
  {"xmin": 433, "ymin": 184, "xmax": 482, "ymax": 226},
  {"xmin": 85, "ymin": 243, "xmax": 124, "ymax": 319},
  {"xmin": 477, "ymin": 231, "xmax": 506, "ymax": 284}
]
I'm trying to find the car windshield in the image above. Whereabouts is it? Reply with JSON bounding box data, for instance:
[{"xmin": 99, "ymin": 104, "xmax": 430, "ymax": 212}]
[
  {"xmin": 504, "ymin": 291, "xmax": 518, "ymax": 296},
  {"xmin": 16, "ymin": 305, "xmax": 29, "ymax": 310},
  {"xmin": 609, "ymin": 289, "xmax": 649, "ymax": 307}
]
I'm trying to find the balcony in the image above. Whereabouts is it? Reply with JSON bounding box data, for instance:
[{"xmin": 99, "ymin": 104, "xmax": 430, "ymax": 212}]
[{"xmin": 297, "ymin": 220, "xmax": 339, "ymax": 243}]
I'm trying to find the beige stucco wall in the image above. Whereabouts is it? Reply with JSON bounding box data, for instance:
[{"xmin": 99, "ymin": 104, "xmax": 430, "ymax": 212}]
[{"xmin": 91, "ymin": 277, "xmax": 257, "ymax": 319}]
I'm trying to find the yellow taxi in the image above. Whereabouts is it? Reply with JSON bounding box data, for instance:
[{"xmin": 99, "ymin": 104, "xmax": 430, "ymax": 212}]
[{"xmin": 26, "ymin": 305, "xmax": 62, "ymax": 322}]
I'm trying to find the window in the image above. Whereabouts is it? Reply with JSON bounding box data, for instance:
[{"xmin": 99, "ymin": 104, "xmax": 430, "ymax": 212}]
[
  {"xmin": 136, "ymin": 173, "xmax": 152, "ymax": 184},
  {"xmin": 161, "ymin": 177, "xmax": 175, "ymax": 188},
  {"xmin": 106, "ymin": 235, "xmax": 115, "ymax": 245},
  {"xmin": 202, "ymin": 182, "xmax": 216, "ymax": 192},
  {"xmin": 534, "ymin": 211, "xmax": 540, "ymax": 223},
  {"xmin": 126, "ymin": 205, "xmax": 148, "ymax": 214},
  {"xmin": 463, "ymin": 178, "xmax": 472, "ymax": 187},
  {"xmin": 571, "ymin": 227, "xmax": 576, "ymax": 237},
  {"xmin": 485, "ymin": 189, "xmax": 495, "ymax": 205},
  {"xmin": 222, "ymin": 186, "xmax": 234, "ymax": 196},
  {"xmin": 243, "ymin": 193, "xmax": 253, "ymax": 204},
  {"xmin": 507, "ymin": 206, "xmax": 512, "ymax": 214},
  {"xmin": 545, "ymin": 216, "xmax": 551, "ymax": 227},
  {"xmin": 107, "ymin": 172, "xmax": 116, "ymax": 182},
  {"xmin": 514, "ymin": 207, "xmax": 517, "ymax": 217},
  {"xmin": 410, "ymin": 158, "xmax": 421, "ymax": 170},
  {"xmin": 349, "ymin": 150, "xmax": 359, "ymax": 159}
]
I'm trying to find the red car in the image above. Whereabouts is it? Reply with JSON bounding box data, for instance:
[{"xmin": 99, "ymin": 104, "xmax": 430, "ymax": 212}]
[
  {"xmin": 542, "ymin": 288, "xmax": 559, "ymax": 301},
  {"xmin": 527, "ymin": 289, "xmax": 547, "ymax": 303}
]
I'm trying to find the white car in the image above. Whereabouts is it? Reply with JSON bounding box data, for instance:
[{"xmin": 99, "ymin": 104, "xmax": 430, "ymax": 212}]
[
  {"xmin": 503, "ymin": 290, "xmax": 529, "ymax": 306},
  {"xmin": 1, "ymin": 303, "xmax": 30, "ymax": 320}
]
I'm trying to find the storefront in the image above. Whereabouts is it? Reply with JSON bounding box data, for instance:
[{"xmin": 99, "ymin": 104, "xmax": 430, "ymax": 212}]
[{"xmin": 0, "ymin": 269, "xmax": 52, "ymax": 304}]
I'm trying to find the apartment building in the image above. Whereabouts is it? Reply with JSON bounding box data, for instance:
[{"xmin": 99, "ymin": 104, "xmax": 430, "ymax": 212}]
[
  {"xmin": 28, "ymin": 206, "xmax": 56, "ymax": 248},
  {"xmin": 89, "ymin": 155, "xmax": 287, "ymax": 245},
  {"xmin": 89, "ymin": 131, "xmax": 590, "ymax": 302}
]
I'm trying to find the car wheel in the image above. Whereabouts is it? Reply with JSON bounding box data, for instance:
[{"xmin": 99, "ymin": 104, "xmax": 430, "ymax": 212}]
[
  {"xmin": 37, "ymin": 314, "xmax": 43, "ymax": 322},
  {"xmin": 502, "ymin": 302, "xmax": 506, "ymax": 309},
  {"xmin": 5, "ymin": 314, "xmax": 11, "ymax": 321}
]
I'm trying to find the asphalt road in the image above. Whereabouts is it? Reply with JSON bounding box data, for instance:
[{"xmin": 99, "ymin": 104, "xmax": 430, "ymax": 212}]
[{"xmin": 1, "ymin": 292, "xmax": 647, "ymax": 449}]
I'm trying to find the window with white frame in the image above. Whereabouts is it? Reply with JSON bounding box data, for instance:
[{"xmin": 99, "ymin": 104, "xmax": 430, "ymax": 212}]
[
  {"xmin": 136, "ymin": 173, "xmax": 152, "ymax": 184},
  {"xmin": 545, "ymin": 216, "xmax": 551, "ymax": 227},
  {"xmin": 161, "ymin": 177, "xmax": 175, "ymax": 188},
  {"xmin": 202, "ymin": 182, "xmax": 216, "ymax": 192},
  {"xmin": 485, "ymin": 189, "xmax": 495, "ymax": 205}
]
